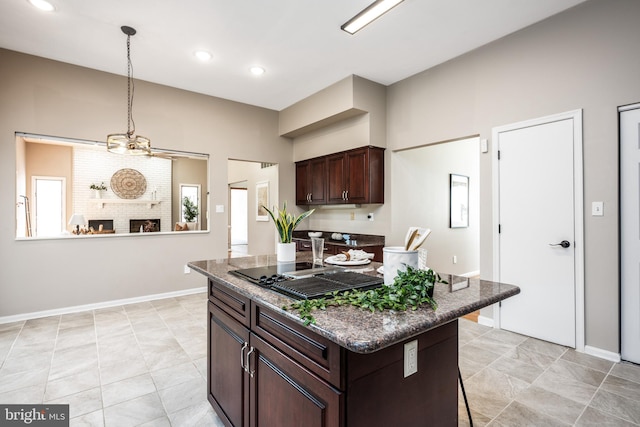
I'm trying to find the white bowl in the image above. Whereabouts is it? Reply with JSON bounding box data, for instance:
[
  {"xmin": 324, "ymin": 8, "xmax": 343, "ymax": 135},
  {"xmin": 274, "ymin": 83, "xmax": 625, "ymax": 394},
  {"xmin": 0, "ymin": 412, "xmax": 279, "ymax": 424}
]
[{"xmin": 308, "ymin": 231, "xmax": 322, "ymax": 238}]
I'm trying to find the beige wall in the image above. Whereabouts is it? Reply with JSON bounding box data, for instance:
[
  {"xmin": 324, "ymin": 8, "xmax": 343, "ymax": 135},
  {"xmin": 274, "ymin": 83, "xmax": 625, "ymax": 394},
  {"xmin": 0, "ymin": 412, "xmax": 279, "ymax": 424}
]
[
  {"xmin": 387, "ymin": 0, "xmax": 640, "ymax": 353},
  {"xmin": 0, "ymin": 48, "xmax": 293, "ymax": 318}
]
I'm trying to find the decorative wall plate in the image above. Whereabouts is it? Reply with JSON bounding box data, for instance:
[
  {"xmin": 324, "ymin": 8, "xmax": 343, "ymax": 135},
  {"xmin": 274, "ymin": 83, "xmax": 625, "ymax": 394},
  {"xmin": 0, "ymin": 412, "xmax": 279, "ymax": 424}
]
[{"xmin": 110, "ymin": 168, "xmax": 147, "ymax": 199}]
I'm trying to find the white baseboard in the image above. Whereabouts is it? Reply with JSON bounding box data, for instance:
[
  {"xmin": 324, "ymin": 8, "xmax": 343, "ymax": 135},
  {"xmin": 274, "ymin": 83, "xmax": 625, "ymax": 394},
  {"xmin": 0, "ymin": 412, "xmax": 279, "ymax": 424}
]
[
  {"xmin": 477, "ymin": 315, "xmax": 494, "ymax": 327},
  {"xmin": 584, "ymin": 345, "xmax": 621, "ymax": 363},
  {"xmin": 0, "ymin": 287, "xmax": 207, "ymax": 325}
]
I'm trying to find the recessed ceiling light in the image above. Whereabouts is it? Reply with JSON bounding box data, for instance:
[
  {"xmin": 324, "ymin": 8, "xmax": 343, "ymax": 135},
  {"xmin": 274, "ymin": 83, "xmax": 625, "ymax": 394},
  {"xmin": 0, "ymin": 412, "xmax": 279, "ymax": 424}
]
[
  {"xmin": 27, "ymin": 0, "xmax": 55, "ymax": 12},
  {"xmin": 194, "ymin": 50, "xmax": 212, "ymax": 62},
  {"xmin": 341, "ymin": 0, "xmax": 404, "ymax": 35},
  {"xmin": 250, "ymin": 66, "xmax": 265, "ymax": 76}
]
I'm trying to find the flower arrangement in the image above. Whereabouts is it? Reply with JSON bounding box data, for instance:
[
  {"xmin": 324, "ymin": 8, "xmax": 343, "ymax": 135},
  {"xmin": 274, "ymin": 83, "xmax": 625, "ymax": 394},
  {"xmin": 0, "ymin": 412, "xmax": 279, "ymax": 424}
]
[
  {"xmin": 262, "ymin": 201, "xmax": 314, "ymax": 243},
  {"xmin": 89, "ymin": 182, "xmax": 108, "ymax": 191}
]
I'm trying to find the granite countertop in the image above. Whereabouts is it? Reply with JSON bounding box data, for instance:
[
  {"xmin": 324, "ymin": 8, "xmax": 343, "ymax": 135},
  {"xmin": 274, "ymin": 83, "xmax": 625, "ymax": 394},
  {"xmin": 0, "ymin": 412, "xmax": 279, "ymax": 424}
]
[{"xmin": 188, "ymin": 254, "xmax": 520, "ymax": 354}]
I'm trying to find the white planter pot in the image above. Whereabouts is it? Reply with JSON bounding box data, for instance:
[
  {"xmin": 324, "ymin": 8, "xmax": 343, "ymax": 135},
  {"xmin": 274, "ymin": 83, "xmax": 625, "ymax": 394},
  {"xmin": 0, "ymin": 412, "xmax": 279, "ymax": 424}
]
[
  {"xmin": 276, "ymin": 242, "xmax": 296, "ymax": 263},
  {"xmin": 93, "ymin": 190, "xmax": 102, "ymax": 199}
]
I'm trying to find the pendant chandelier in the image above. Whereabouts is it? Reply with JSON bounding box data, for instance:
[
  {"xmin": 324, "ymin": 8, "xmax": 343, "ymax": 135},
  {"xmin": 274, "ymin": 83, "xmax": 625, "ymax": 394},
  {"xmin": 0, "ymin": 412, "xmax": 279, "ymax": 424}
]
[{"xmin": 107, "ymin": 26, "xmax": 151, "ymax": 155}]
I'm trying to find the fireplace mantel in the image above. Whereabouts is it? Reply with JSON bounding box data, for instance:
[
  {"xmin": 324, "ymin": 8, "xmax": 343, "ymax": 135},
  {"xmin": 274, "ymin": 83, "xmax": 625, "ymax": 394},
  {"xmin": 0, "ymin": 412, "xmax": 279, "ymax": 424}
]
[{"xmin": 90, "ymin": 199, "xmax": 161, "ymax": 209}]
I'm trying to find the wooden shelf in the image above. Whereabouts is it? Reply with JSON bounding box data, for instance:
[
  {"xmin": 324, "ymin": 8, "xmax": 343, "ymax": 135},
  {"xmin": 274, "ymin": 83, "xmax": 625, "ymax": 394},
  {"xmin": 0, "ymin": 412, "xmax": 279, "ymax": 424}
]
[{"xmin": 90, "ymin": 199, "xmax": 161, "ymax": 209}]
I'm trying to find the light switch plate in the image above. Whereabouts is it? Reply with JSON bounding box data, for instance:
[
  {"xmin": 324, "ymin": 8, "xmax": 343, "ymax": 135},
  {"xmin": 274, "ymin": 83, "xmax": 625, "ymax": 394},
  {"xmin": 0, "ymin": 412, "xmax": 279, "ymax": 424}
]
[
  {"xmin": 215, "ymin": 204, "xmax": 224, "ymax": 213},
  {"xmin": 592, "ymin": 201, "xmax": 604, "ymax": 216},
  {"xmin": 480, "ymin": 138, "xmax": 489, "ymax": 153}
]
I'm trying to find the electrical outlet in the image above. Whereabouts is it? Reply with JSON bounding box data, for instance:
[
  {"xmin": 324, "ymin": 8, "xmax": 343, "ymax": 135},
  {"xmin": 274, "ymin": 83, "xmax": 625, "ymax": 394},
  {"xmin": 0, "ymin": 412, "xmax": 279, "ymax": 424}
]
[
  {"xmin": 453, "ymin": 255, "xmax": 457, "ymax": 264},
  {"xmin": 350, "ymin": 212, "xmax": 355, "ymax": 220},
  {"xmin": 404, "ymin": 340, "xmax": 418, "ymax": 377},
  {"xmin": 368, "ymin": 213, "xmax": 374, "ymax": 221},
  {"xmin": 184, "ymin": 265, "xmax": 191, "ymax": 274}
]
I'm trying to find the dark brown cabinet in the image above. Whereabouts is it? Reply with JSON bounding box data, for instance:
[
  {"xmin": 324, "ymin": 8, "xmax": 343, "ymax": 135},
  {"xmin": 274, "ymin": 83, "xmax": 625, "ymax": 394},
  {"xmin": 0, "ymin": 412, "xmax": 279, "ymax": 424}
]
[
  {"xmin": 297, "ymin": 146, "xmax": 384, "ymax": 206},
  {"xmin": 296, "ymin": 157, "xmax": 327, "ymax": 205},
  {"xmin": 208, "ymin": 278, "xmax": 458, "ymax": 427},
  {"xmin": 208, "ymin": 280, "xmax": 341, "ymax": 427}
]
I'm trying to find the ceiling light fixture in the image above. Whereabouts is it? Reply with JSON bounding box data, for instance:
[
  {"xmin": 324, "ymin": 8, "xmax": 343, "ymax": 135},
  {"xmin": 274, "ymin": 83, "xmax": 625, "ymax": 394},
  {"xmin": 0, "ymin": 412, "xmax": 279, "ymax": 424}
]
[
  {"xmin": 28, "ymin": 0, "xmax": 55, "ymax": 12},
  {"xmin": 107, "ymin": 26, "xmax": 151, "ymax": 156},
  {"xmin": 194, "ymin": 50, "xmax": 212, "ymax": 62},
  {"xmin": 341, "ymin": 0, "xmax": 404, "ymax": 35},
  {"xmin": 250, "ymin": 66, "xmax": 265, "ymax": 76}
]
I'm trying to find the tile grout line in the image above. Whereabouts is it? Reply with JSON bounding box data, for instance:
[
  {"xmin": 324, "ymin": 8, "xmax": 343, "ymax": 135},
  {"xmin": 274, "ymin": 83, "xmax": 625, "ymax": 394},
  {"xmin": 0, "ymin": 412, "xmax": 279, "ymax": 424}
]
[
  {"xmin": 41, "ymin": 316, "xmax": 63, "ymax": 405},
  {"xmin": 91, "ymin": 308, "xmax": 108, "ymax": 427},
  {"xmin": 0, "ymin": 321, "xmax": 26, "ymax": 372}
]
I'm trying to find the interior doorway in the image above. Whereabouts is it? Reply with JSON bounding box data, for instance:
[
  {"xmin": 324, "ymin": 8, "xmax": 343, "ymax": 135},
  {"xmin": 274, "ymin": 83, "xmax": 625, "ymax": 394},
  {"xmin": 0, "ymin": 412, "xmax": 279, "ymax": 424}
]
[
  {"xmin": 227, "ymin": 159, "xmax": 279, "ymax": 258},
  {"xmin": 392, "ymin": 136, "xmax": 480, "ymax": 277},
  {"xmin": 229, "ymin": 183, "xmax": 248, "ymax": 257}
]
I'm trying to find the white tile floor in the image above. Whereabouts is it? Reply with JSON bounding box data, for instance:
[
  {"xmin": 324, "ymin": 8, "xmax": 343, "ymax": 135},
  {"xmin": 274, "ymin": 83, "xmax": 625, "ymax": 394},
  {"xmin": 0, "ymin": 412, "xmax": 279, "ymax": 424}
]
[{"xmin": 1, "ymin": 293, "xmax": 639, "ymax": 426}]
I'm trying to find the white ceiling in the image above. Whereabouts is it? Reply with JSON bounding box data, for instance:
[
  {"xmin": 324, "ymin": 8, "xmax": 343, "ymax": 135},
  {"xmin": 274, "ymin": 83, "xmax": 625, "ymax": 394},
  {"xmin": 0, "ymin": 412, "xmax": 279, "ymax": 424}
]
[{"xmin": 0, "ymin": 0, "xmax": 586, "ymax": 111}]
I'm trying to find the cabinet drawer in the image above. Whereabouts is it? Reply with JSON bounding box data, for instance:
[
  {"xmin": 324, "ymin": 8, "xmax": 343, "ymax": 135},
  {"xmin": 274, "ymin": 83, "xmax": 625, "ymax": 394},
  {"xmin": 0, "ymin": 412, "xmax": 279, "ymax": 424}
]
[
  {"xmin": 210, "ymin": 279, "xmax": 251, "ymax": 328},
  {"xmin": 251, "ymin": 303, "xmax": 342, "ymax": 388}
]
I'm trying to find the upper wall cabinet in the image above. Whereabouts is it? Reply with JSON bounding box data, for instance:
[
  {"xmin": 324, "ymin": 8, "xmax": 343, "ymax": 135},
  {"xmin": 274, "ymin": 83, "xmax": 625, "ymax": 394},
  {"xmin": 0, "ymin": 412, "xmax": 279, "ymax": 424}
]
[
  {"xmin": 296, "ymin": 157, "xmax": 327, "ymax": 205},
  {"xmin": 296, "ymin": 146, "xmax": 384, "ymax": 206}
]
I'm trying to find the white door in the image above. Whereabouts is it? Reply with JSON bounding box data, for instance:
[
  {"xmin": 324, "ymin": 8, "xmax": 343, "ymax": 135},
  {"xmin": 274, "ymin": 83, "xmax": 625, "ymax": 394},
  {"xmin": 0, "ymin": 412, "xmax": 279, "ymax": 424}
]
[
  {"xmin": 621, "ymin": 104, "xmax": 640, "ymax": 364},
  {"xmin": 493, "ymin": 111, "xmax": 583, "ymax": 348}
]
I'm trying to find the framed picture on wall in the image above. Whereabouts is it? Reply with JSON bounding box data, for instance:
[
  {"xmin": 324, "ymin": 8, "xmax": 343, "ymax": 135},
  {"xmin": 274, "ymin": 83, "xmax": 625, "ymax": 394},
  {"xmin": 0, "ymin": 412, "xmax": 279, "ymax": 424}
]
[
  {"xmin": 450, "ymin": 174, "xmax": 469, "ymax": 228},
  {"xmin": 256, "ymin": 181, "xmax": 269, "ymax": 221}
]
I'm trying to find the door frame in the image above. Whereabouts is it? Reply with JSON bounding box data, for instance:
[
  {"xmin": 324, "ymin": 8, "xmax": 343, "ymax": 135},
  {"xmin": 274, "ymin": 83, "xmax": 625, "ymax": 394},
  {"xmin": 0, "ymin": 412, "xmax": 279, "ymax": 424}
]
[
  {"xmin": 491, "ymin": 109, "xmax": 584, "ymax": 352},
  {"xmin": 619, "ymin": 102, "xmax": 640, "ymax": 363}
]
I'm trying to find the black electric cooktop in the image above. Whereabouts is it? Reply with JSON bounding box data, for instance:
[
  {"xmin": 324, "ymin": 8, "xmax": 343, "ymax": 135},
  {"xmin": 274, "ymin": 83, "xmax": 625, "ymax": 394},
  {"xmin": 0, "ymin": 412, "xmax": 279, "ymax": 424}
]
[{"xmin": 231, "ymin": 263, "xmax": 384, "ymax": 300}]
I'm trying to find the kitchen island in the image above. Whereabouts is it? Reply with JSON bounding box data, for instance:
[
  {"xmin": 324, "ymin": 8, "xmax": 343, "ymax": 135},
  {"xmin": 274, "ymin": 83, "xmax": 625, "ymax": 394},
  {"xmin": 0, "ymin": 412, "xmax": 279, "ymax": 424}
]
[{"xmin": 189, "ymin": 255, "xmax": 520, "ymax": 427}]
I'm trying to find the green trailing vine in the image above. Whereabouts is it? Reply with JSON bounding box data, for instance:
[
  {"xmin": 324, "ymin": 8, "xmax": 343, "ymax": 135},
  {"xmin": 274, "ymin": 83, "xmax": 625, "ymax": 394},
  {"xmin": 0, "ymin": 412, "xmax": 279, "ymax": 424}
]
[{"xmin": 284, "ymin": 266, "xmax": 448, "ymax": 326}]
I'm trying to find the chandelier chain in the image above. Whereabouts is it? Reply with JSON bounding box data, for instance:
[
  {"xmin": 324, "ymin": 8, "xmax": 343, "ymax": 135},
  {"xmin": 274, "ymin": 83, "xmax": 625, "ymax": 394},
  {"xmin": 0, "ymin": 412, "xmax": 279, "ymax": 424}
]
[{"xmin": 126, "ymin": 34, "xmax": 136, "ymax": 138}]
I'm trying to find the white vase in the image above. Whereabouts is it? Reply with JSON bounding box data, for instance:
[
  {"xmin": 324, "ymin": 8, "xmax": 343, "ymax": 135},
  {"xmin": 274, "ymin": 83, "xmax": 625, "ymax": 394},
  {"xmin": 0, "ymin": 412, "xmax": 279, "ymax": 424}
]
[
  {"xmin": 93, "ymin": 189, "xmax": 102, "ymax": 199},
  {"xmin": 276, "ymin": 242, "xmax": 296, "ymax": 263},
  {"xmin": 382, "ymin": 246, "xmax": 419, "ymax": 285}
]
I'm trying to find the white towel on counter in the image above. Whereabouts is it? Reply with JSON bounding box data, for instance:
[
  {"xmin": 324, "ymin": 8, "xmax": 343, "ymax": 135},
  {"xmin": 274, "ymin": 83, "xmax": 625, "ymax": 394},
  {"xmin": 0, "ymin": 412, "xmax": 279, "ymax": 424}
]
[{"xmin": 332, "ymin": 249, "xmax": 374, "ymax": 262}]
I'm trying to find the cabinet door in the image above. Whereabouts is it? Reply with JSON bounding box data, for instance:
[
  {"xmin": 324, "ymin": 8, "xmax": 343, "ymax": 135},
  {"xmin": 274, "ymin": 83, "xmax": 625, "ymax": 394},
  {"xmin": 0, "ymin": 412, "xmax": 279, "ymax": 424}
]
[
  {"xmin": 295, "ymin": 161, "xmax": 311, "ymax": 205},
  {"xmin": 308, "ymin": 157, "xmax": 327, "ymax": 204},
  {"xmin": 249, "ymin": 333, "xmax": 342, "ymax": 427},
  {"xmin": 326, "ymin": 153, "xmax": 347, "ymax": 204},
  {"xmin": 209, "ymin": 302, "xmax": 250, "ymax": 427},
  {"xmin": 345, "ymin": 148, "xmax": 369, "ymax": 204}
]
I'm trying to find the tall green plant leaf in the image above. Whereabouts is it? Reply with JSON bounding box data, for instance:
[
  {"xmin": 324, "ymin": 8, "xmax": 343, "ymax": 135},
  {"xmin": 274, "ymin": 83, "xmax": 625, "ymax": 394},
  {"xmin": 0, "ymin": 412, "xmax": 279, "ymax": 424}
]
[{"xmin": 262, "ymin": 201, "xmax": 314, "ymax": 243}]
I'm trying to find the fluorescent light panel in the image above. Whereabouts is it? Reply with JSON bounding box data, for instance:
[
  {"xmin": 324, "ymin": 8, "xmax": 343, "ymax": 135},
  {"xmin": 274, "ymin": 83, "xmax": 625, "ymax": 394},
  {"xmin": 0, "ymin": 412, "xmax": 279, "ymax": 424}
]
[
  {"xmin": 341, "ymin": 0, "xmax": 404, "ymax": 35},
  {"xmin": 28, "ymin": 0, "xmax": 55, "ymax": 12}
]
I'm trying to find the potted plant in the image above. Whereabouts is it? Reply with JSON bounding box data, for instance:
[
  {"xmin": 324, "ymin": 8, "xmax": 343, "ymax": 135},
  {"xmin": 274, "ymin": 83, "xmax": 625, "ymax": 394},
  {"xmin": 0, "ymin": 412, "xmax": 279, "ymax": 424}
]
[
  {"xmin": 89, "ymin": 182, "xmax": 108, "ymax": 198},
  {"xmin": 263, "ymin": 201, "xmax": 314, "ymax": 262},
  {"xmin": 182, "ymin": 196, "xmax": 199, "ymax": 230}
]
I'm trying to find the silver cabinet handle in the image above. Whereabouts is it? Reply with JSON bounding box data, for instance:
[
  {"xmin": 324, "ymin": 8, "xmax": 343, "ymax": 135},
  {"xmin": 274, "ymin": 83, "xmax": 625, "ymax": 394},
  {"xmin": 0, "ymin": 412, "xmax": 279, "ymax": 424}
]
[
  {"xmin": 345, "ymin": 190, "xmax": 348, "ymax": 200},
  {"xmin": 342, "ymin": 190, "xmax": 346, "ymax": 200},
  {"xmin": 240, "ymin": 342, "xmax": 248, "ymax": 371},
  {"xmin": 245, "ymin": 346, "xmax": 255, "ymax": 378}
]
